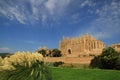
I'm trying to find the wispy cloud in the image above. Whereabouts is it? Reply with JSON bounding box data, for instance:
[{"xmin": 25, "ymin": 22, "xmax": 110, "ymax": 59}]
[
  {"xmin": 0, "ymin": 47, "xmax": 12, "ymax": 53},
  {"xmin": 44, "ymin": 0, "xmax": 70, "ymax": 15},
  {"xmin": 0, "ymin": 0, "xmax": 71, "ymax": 25},
  {"xmin": 86, "ymin": 1, "xmax": 120, "ymax": 39},
  {"xmin": 0, "ymin": 47, "xmax": 9, "ymax": 51},
  {"xmin": 80, "ymin": 0, "xmax": 96, "ymax": 8},
  {"xmin": 74, "ymin": 0, "xmax": 120, "ymax": 39},
  {"xmin": 0, "ymin": 0, "xmax": 28, "ymax": 24},
  {"xmin": 0, "ymin": 0, "xmax": 120, "ymax": 39}
]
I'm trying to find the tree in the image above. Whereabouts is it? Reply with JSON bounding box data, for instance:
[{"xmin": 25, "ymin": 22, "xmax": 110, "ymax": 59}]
[
  {"xmin": 90, "ymin": 47, "xmax": 120, "ymax": 70},
  {"xmin": 90, "ymin": 56, "xmax": 102, "ymax": 68},
  {"xmin": 38, "ymin": 49, "xmax": 47, "ymax": 57},
  {"xmin": 115, "ymin": 55, "xmax": 120, "ymax": 70},
  {"xmin": 52, "ymin": 49, "xmax": 62, "ymax": 57}
]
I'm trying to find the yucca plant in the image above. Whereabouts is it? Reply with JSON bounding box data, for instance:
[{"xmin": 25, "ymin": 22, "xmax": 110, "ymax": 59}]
[{"xmin": 0, "ymin": 51, "xmax": 52, "ymax": 80}]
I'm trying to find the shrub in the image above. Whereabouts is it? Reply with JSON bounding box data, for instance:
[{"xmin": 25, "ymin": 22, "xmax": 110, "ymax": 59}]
[
  {"xmin": 90, "ymin": 56, "xmax": 102, "ymax": 68},
  {"xmin": 0, "ymin": 51, "xmax": 52, "ymax": 80},
  {"xmin": 52, "ymin": 49, "xmax": 62, "ymax": 57},
  {"xmin": 0, "ymin": 53, "xmax": 11, "ymax": 58},
  {"xmin": 90, "ymin": 47, "xmax": 120, "ymax": 70},
  {"xmin": 60, "ymin": 63, "xmax": 74, "ymax": 68},
  {"xmin": 38, "ymin": 49, "xmax": 47, "ymax": 57},
  {"xmin": 115, "ymin": 56, "xmax": 120, "ymax": 70},
  {"xmin": 53, "ymin": 61, "xmax": 64, "ymax": 67}
]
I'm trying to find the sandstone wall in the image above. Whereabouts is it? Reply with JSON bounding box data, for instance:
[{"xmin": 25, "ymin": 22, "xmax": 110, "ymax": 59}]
[
  {"xmin": 44, "ymin": 57, "xmax": 94, "ymax": 64},
  {"xmin": 111, "ymin": 43, "xmax": 120, "ymax": 52},
  {"xmin": 59, "ymin": 35, "xmax": 105, "ymax": 57}
]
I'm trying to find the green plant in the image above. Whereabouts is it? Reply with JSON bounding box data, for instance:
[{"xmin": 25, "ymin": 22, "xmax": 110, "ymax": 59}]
[
  {"xmin": 90, "ymin": 47, "xmax": 120, "ymax": 70},
  {"xmin": 60, "ymin": 63, "xmax": 74, "ymax": 68},
  {"xmin": 52, "ymin": 49, "xmax": 62, "ymax": 57},
  {"xmin": 38, "ymin": 49, "xmax": 47, "ymax": 57},
  {"xmin": 53, "ymin": 61, "xmax": 64, "ymax": 67},
  {"xmin": 0, "ymin": 51, "xmax": 52, "ymax": 80}
]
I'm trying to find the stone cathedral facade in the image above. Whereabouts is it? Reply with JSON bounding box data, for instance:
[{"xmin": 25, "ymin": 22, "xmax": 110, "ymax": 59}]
[{"xmin": 59, "ymin": 35, "xmax": 105, "ymax": 57}]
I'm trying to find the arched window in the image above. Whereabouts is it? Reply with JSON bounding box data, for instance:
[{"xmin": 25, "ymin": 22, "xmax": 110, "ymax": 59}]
[{"xmin": 68, "ymin": 49, "xmax": 71, "ymax": 54}]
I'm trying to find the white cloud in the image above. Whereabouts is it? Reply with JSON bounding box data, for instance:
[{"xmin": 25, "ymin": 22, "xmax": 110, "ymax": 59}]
[
  {"xmin": 86, "ymin": 1, "xmax": 120, "ymax": 39},
  {"xmin": 0, "ymin": 1, "xmax": 27, "ymax": 24},
  {"xmin": 29, "ymin": 0, "xmax": 44, "ymax": 20},
  {"xmin": 45, "ymin": 0, "xmax": 56, "ymax": 15},
  {"xmin": 44, "ymin": 0, "xmax": 71, "ymax": 15},
  {"xmin": 0, "ymin": 0, "xmax": 71, "ymax": 25},
  {"xmin": 0, "ymin": 47, "xmax": 10, "ymax": 51},
  {"xmin": 0, "ymin": 47, "xmax": 12, "ymax": 53},
  {"xmin": 42, "ymin": 14, "xmax": 47, "ymax": 25},
  {"xmin": 80, "ymin": 0, "xmax": 96, "ymax": 8},
  {"xmin": 9, "ymin": 7, "xmax": 26, "ymax": 24}
]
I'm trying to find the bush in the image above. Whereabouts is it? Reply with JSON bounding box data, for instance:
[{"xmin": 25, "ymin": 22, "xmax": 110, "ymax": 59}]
[
  {"xmin": 90, "ymin": 56, "xmax": 102, "ymax": 68},
  {"xmin": 38, "ymin": 49, "xmax": 47, "ymax": 57},
  {"xmin": 0, "ymin": 51, "xmax": 52, "ymax": 80},
  {"xmin": 115, "ymin": 56, "xmax": 120, "ymax": 70},
  {"xmin": 59, "ymin": 63, "xmax": 74, "ymax": 68},
  {"xmin": 52, "ymin": 49, "xmax": 62, "ymax": 57},
  {"xmin": 53, "ymin": 61, "xmax": 64, "ymax": 67},
  {"xmin": 90, "ymin": 47, "xmax": 120, "ymax": 70},
  {"xmin": 0, "ymin": 53, "xmax": 12, "ymax": 58}
]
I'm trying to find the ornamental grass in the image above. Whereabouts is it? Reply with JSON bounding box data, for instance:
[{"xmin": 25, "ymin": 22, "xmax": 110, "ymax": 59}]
[{"xmin": 0, "ymin": 51, "xmax": 52, "ymax": 80}]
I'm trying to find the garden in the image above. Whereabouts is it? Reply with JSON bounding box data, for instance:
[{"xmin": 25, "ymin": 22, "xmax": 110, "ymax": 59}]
[{"xmin": 0, "ymin": 47, "xmax": 120, "ymax": 80}]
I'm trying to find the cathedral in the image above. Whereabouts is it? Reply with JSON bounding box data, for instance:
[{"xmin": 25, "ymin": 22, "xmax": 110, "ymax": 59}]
[{"xmin": 59, "ymin": 35, "xmax": 105, "ymax": 57}]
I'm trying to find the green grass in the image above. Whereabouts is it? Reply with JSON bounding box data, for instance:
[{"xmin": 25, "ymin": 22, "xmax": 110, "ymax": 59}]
[
  {"xmin": 1, "ymin": 67, "xmax": 120, "ymax": 80},
  {"xmin": 51, "ymin": 68, "xmax": 120, "ymax": 80}
]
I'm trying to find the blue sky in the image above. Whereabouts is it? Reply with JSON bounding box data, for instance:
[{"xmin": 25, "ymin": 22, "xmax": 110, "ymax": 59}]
[{"xmin": 0, "ymin": 0, "xmax": 120, "ymax": 53}]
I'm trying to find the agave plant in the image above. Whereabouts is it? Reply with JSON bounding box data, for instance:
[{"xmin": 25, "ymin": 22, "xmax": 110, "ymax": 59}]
[{"xmin": 0, "ymin": 51, "xmax": 52, "ymax": 80}]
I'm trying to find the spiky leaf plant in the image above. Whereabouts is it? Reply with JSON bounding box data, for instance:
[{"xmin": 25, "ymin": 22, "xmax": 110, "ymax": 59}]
[{"xmin": 0, "ymin": 51, "xmax": 52, "ymax": 80}]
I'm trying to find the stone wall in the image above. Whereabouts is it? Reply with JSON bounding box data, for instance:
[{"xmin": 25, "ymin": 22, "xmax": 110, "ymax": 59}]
[
  {"xmin": 59, "ymin": 35, "xmax": 105, "ymax": 57},
  {"xmin": 111, "ymin": 43, "xmax": 120, "ymax": 52},
  {"xmin": 44, "ymin": 57, "xmax": 94, "ymax": 64}
]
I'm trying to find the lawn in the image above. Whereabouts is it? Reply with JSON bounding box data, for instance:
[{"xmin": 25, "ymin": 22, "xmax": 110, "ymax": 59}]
[{"xmin": 51, "ymin": 68, "xmax": 120, "ymax": 80}]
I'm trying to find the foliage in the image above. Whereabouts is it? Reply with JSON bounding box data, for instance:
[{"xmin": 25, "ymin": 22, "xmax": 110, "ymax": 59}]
[
  {"xmin": 53, "ymin": 61, "xmax": 64, "ymax": 67},
  {"xmin": 0, "ymin": 51, "xmax": 52, "ymax": 80},
  {"xmin": 90, "ymin": 47, "xmax": 120, "ymax": 70},
  {"xmin": 90, "ymin": 56, "xmax": 102, "ymax": 68},
  {"xmin": 59, "ymin": 63, "xmax": 74, "ymax": 68},
  {"xmin": 38, "ymin": 49, "xmax": 47, "ymax": 57},
  {"xmin": 0, "ymin": 57, "xmax": 2, "ymax": 66},
  {"xmin": 52, "ymin": 49, "xmax": 62, "ymax": 57},
  {"xmin": 0, "ymin": 53, "xmax": 12, "ymax": 58},
  {"xmin": 115, "ymin": 56, "xmax": 120, "ymax": 70}
]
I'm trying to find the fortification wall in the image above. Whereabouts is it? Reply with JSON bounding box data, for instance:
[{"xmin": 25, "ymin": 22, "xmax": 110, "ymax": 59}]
[
  {"xmin": 44, "ymin": 57, "xmax": 94, "ymax": 64},
  {"xmin": 59, "ymin": 35, "xmax": 105, "ymax": 57}
]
